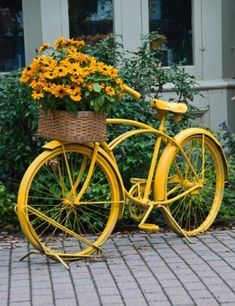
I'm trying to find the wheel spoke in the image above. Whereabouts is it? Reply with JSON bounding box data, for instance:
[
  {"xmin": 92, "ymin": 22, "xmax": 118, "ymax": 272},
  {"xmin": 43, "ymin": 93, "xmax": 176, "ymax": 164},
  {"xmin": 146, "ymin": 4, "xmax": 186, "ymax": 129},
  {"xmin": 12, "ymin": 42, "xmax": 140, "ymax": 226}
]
[{"xmin": 27, "ymin": 205, "xmax": 99, "ymax": 248}]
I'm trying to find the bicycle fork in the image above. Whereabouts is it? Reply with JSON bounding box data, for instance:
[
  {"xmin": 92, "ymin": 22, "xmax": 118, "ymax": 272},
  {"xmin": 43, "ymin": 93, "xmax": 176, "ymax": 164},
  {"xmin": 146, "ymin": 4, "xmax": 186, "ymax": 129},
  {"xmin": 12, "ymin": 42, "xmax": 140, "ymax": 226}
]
[{"xmin": 136, "ymin": 112, "xmax": 193, "ymax": 243}]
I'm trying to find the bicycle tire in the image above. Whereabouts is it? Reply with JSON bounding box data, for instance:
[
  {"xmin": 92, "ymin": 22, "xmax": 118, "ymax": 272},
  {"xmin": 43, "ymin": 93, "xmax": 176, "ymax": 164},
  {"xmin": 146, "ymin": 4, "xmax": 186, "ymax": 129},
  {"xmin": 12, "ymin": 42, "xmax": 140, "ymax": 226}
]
[
  {"xmin": 17, "ymin": 144, "xmax": 121, "ymax": 259},
  {"xmin": 155, "ymin": 132, "xmax": 226, "ymax": 236}
]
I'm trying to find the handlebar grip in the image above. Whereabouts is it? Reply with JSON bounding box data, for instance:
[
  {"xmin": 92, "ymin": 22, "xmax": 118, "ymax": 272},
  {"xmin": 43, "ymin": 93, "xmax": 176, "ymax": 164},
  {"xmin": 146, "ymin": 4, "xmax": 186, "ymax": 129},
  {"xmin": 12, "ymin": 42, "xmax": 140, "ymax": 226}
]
[{"xmin": 123, "ymin": 85, "xmax": 141, "ymax": 100}]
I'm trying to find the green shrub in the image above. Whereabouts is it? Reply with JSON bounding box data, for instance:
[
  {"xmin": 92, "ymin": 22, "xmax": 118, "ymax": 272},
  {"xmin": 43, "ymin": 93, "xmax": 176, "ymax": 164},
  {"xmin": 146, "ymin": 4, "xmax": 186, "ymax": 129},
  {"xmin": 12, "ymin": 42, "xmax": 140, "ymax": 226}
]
[
  {"xmin": 0, "ymin": 181, "xmax": 18, "ymax": 230},
  {"xmin": 217, "ymin": 156, "xmax": 235, "ymax": 226},
  {"xmin": 216, "ymin": 123, "xmax": 235, "ymax": 226},
  {"xmin": 0, "ymin": 33, "xmax": 207, "ymax": 231},
  {"xmin": 0, "ymin": 70, "xmax": 43, "ymax": 191}
]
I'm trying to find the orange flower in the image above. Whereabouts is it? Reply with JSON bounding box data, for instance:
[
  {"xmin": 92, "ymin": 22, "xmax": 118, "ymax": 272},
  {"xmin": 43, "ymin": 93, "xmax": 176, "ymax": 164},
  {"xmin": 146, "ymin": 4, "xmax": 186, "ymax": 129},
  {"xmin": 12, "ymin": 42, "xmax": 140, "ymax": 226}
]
[
  {"xmin": 44, "ymin": 70, "xmax": 57, "ymax": 80},
  {"xmin": 38, "ymin": 42, "xmax": 50, "ymax": 53},
  {"xmin": 32, "ymin": 84, "xmax": 44, "ymax": 99},
  {"xmin": 20, "ymin": 37, "xmax": 124, "ymax": 113},
  {"xmin": 54, "ymin": 36, "xmax": 67, "ymax": 50},
  {"xmin": 32, "ymin": 91, "xmax": 44, "ymax": 99},
  {"xmin": 68, "ymin": 87, "xmax": 81, "ymax": 102},
  {"xmin": 105, "ymin": 86, "xmax": 115, "ymax": 96},
  {"xmin": 87, "ymin": 83, "xmax": 94, "ymax": 92},
  {"xmin": 54, "ymin": 66, "xmax": 68, "ymax": 78},
  {"xmin": 51, "ymin": 85, "xmax": 67, "ymax": 98}
]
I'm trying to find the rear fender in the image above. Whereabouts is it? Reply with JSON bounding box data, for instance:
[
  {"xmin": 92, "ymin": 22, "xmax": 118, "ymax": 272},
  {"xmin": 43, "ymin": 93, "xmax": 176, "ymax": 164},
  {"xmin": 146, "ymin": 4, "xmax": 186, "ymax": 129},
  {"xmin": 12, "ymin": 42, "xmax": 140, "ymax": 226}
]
[
  {"xmin": 174, "ymin": 128, "xmax": 228, "ymax": 179},
  {"xmin": 155, "ymin": 128, "xmax": 228, "ymax": 201},
  {"xmin": 42, "ymin": 140, "xmax": 67, "ymax": 150}
]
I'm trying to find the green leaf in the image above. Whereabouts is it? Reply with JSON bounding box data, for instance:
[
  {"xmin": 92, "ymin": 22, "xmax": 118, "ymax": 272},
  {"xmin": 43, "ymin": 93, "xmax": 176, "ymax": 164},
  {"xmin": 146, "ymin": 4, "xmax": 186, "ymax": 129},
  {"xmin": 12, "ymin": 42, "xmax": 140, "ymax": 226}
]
[
  {"xmin": 93, "ymin": 83, "xmax": 101, "ymax": 93},
  {"xmin": 85, "ymin": 90, "xmax": 90, "ymax": 98}
]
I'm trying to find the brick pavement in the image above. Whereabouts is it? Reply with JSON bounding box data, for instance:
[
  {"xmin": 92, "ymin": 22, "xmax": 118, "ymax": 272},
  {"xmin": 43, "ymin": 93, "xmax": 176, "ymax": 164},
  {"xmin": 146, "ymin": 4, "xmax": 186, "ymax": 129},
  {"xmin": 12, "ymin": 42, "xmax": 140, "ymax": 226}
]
[{"xmin": 1, "ymin": 230, "xmax": 235, "ymax": 306}]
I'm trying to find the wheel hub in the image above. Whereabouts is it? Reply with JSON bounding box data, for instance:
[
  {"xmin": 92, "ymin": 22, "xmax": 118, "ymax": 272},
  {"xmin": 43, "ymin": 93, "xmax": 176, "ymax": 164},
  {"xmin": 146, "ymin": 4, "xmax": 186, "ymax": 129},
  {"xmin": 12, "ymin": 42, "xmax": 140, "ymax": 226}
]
[
  {"xmin": 182, "ymin": 179, "xmax": 203, "ymax": 195},
  {"xmin": 63, "ymin": 197, "xmax": 74, "ymax": 206}
]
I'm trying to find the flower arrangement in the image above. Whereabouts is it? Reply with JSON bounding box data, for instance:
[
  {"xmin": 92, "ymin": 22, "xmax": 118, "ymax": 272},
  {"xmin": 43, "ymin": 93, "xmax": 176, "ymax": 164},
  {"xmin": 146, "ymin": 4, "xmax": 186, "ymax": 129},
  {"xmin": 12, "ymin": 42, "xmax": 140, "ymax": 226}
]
[{"xmin": 20, "ymin": 37, "xmax": 124, "ymax": 114}]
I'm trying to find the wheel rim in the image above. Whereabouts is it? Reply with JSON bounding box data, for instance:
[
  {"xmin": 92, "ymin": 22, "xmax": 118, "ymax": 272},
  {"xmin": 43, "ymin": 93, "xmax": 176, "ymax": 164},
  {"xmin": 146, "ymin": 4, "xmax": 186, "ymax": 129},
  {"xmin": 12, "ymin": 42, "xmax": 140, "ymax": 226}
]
[
  {"xmin": 18, "ymin": 145, "xmax": 120, "ymax": 258},
  {"xmin": 165, "ymin": 135, "xmax": 224, "ymax": 235}
]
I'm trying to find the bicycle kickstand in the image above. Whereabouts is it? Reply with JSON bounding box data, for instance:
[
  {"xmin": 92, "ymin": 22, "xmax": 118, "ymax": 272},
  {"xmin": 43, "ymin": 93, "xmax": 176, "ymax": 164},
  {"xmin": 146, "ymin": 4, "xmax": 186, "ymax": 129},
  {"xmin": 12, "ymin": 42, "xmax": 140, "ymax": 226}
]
[{"xmin": 159, "ymin": 205, "xmax": 195, "ymax": 244}]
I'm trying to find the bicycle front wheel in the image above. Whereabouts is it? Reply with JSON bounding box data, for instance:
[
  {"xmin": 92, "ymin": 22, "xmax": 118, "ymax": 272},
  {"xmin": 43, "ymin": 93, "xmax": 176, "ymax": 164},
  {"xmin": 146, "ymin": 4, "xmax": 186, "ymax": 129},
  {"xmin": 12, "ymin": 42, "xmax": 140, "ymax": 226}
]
[
  {"xmin": 17, "ymin": 144, "xmax": 121, "ymax": 259},
  {"xmin": 156, "ymin": 133, "xmax": 225, "ymax": 236}
]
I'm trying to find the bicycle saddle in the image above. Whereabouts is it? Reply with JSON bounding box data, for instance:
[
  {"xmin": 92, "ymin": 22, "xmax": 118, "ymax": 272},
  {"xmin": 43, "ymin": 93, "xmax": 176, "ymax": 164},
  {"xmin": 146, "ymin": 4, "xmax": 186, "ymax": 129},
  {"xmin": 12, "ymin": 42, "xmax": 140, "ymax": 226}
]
[{"xmin": 150, "ymin": 99, "xmax": 188, "ymax": 114}]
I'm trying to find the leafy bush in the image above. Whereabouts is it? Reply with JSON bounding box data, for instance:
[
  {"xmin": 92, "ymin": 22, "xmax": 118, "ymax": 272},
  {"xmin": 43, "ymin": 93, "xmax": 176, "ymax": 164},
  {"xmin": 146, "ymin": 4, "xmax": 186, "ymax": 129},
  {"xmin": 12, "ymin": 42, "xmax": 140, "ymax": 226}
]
[
  {"xmin": 0, "ymin": 32, "xmax": 210, "ymax": 231},
  {"xmin": 217, "ymin": 157, "xmax": 235, "ymax": 226},
  {"xmin": 0, "ymin": 181, "xmax": 18, "ymax": 230},
  {"xmin": 0, "ymin": 70, "xmax": 42, "ymax": 191},
  {"xmin": 106, "ymin": 33, "xmax": 197, "ymax": 189},
  {"xmin": 216, "ymin": 123, "xmax": 235, "ymax": 226}
]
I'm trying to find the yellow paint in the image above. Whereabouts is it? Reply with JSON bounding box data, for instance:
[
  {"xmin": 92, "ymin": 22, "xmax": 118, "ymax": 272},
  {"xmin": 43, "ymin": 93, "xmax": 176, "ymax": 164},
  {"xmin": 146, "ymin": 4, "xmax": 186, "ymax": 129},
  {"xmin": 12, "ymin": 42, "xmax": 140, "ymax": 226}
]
[{"xmin": 17, "ymin": 86, "xmax": 228, "ymax": 267}]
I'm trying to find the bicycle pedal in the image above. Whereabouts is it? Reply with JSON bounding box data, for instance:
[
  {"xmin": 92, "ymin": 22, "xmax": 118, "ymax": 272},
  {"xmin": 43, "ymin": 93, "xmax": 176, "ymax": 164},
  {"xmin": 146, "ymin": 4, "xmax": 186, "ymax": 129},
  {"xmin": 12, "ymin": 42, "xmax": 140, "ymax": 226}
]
[{"xmin": 138, "ymin": 223, "xmax": 160, "ymax": 233}]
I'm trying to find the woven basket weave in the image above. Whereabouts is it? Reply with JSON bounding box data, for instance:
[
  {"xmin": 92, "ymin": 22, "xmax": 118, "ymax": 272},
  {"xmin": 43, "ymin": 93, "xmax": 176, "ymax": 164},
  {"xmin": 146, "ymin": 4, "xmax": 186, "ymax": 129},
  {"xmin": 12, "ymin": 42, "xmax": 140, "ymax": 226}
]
[{"xmin": 37, "ymin": 109, "xmax": 106, "ymax": 142}]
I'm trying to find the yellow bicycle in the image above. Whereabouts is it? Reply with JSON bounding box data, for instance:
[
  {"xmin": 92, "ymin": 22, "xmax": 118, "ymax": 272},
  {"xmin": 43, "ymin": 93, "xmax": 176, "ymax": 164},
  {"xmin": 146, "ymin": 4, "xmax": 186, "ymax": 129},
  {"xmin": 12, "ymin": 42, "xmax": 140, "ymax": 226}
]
[{"xmin": 17, "ymin": 85, "xmax": 228, "ymax": 268}]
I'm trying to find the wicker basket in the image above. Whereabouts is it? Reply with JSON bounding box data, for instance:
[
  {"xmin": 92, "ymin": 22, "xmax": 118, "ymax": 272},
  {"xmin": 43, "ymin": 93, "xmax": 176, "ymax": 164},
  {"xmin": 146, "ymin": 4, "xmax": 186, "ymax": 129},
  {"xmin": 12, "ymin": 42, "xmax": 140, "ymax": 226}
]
[{"xmin": 37, "ymin": 109, "xmax": 106, "ymax": 142}]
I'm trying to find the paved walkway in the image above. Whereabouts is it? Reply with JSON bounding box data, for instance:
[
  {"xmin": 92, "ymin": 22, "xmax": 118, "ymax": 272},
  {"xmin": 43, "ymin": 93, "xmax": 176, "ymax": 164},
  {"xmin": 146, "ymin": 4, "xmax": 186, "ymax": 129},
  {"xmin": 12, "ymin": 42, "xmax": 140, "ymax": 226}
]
[{"xmin": 1, "ymin": 230, "xmax": 235, "ymax": 306}]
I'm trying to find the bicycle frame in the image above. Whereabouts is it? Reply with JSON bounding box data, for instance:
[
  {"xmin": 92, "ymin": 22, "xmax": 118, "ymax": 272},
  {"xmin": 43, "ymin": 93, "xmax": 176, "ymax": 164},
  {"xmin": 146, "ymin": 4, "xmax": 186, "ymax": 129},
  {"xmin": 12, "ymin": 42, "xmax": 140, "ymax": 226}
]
[
  {"xmin": 102, "ymin": 115, "xmax": 201, "ymax": 209},
  {"xmin": 16, "ymin": 83, "xmax": 228, "ymax": 268}
]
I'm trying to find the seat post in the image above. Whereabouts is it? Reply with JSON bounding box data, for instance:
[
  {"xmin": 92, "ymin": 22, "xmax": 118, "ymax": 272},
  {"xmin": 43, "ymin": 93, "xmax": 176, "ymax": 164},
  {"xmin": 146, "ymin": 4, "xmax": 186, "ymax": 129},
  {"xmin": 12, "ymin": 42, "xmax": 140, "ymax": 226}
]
[{"xmin": 158, "ymin": 111, "xmax": 167, "ymax": 131}]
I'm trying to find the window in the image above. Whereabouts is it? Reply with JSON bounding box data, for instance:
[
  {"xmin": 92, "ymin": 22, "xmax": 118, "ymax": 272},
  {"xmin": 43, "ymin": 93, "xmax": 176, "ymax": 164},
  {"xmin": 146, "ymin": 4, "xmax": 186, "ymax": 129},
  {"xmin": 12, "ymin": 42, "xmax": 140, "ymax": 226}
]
[
  {"xmin": 69, "ymin": 0, "xmax": 113, "ymax": 38},
  {"xmin": 149, "ymin": 0, "xmax": 192, "ymax": 65},
  {"xmin": 0, "ymin": 0, "xmax": 25, "ymax": 72}
]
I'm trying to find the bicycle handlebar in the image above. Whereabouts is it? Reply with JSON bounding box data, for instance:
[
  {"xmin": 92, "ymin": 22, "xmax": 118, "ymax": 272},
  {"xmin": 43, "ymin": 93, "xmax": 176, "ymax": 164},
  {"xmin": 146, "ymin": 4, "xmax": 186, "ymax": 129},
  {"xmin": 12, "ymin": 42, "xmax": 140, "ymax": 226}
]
[{"xmin": 123, "ymin": 85, "xmax": 141, "ymax": 100}]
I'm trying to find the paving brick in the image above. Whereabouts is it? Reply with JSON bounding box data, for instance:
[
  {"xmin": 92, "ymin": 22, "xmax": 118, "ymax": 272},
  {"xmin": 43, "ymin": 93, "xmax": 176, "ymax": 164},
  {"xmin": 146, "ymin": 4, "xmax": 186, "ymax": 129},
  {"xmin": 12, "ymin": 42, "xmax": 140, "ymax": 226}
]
[
  {"xmin": 189, "ymin": 289, "xmax": 213, "ymax": 299},
  {"xmin": 54, "ymin": 289, "xmax": 76, "ymax": 299},
  {"xmin": 193, "ymin": 298, "xmax": 220, "ymax": 305},
  {"xmin": 10, "ymin": 287, "xmax": 30, "ymax": 302},
  {"xmin": 144, "ymin": 291, "xmax": 169, "ymax": 302},
  {"xmin": 123, "ymin": 297, "xmax": 148, "ymax": 305},
  {"xmin": 1, "ymin": 230, "xmax": 235, "ymax": 306},
  {"xmin": 79, "ymin": 300, "xmax": 100, "ymax": 306},
  {"xmin": 55, "ymin": 298, "xmax": 78, "ymax": 306},
  {"xmin": 158, "ymin": 279, "xmax": 181, "ymax": 288},
  {"xmin": 32, "ymin": 288, "xmax": 53, "ymax": 296},
  {"xmin": 120, "ymin": 288, "xmax": 144, "ymax": 298},
  {"xmin": 168, "ymin": 294, "xmax": 194, "ymax": 305},
  {"xmin": 220, "ymin": 272, "xmax": 235, "ymax": 281},
  {"xmin": 100, "ymin": 294, "xmax": 124, "ymax": 304},
  {"xmin": 215, "ymin": 292, "xmax": 235, "ymax": 303},
  {"xmin": 10, "ymin": 302, "xmax": 32, "ymax": 306},
  {"xmin": 183, "ymin": 281, "xmax": 207, "ymax": 291},
  {"xmin": 96, "ymin": 286, "xmax": 120, "ymax": 296},
  {"xmin": 147, "ymin": 301, "xmax": 171, "ymax": 306},
  {"xmin": 164, "ymin": 286, "xmax": 190, "ymax": 296},
  {"xmin": 32, "ymin": 295, "xmax": 54, "ymax": 305},
  {"xmin": 140, "ymin": 283, "xmax": 162, "ymax": 293}
]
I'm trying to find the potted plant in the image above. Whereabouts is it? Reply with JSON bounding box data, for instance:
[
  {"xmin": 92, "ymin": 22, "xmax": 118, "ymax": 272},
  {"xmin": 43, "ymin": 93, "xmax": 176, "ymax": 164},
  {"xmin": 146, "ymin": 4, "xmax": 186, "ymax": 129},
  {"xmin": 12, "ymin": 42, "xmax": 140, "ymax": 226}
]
[{"xmin": 20, "ymin": 36, "xmax": 124, "ymax": 142}]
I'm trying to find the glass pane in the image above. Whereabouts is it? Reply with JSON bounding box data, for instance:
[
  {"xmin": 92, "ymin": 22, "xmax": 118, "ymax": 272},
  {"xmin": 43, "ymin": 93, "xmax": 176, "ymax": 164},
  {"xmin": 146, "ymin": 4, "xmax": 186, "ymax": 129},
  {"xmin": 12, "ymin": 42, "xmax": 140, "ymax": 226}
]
[
  {"xmin": 149, "ymin": 0, "xmax": 192, "ymax": 65},
  {"xmin": 69, "ymin": 0, "xmax": 113, "ymax": 38},
  {"xmin": 0, "ymin": 0, "xmax": 25, "ymax": 72}
]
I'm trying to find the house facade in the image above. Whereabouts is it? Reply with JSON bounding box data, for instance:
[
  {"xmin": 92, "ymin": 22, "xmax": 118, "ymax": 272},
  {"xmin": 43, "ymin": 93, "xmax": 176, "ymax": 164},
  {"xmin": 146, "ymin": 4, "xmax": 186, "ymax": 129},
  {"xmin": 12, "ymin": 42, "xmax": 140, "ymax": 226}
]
[{"xmin": 1, "ymin": 0, "xmax": 235, "ymax": 131}]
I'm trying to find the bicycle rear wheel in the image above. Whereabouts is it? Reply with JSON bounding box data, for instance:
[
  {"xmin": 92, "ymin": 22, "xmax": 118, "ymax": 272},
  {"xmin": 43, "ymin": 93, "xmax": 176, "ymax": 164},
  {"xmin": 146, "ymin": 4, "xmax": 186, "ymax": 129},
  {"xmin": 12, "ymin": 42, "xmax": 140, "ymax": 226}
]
[
  {"xmin": 156, "ymin": 133, "xmax": 226, "ymax": 236},
  {"xmin": 17, "ymin": 144, "xmax": 121, "ymax": 259}
]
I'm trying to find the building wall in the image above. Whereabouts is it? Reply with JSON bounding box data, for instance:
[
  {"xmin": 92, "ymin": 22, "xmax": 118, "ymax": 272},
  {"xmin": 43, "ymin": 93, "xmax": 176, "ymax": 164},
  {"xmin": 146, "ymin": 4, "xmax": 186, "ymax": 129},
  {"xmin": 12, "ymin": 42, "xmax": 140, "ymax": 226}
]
[
  {"xmin": 21, "ymin": 0, "xmax": 235, "ymax": 132},
  {"xmin": 22, "ymin": 0, "xmax": 69, "ymax": 64},
  {"xmin": 158, "ymin": 0, "xmax": 235, "ymax": 132}
]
